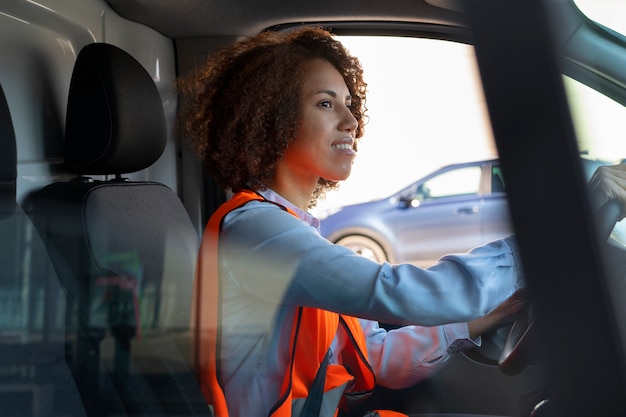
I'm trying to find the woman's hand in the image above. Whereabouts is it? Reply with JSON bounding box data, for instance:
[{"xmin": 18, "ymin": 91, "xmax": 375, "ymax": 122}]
[
  {"xmin": 588, "ymin": 163, "xmax": 626, "ymax": 219},
  {"xmin": 468, "ymin": 290, "xmax": 527, "ymax": 339}
]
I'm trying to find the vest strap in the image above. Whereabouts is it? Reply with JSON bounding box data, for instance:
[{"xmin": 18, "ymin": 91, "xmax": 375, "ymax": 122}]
[{"xmin": 300, "ymin": 349, "xmax": 331, "ymax": 417}]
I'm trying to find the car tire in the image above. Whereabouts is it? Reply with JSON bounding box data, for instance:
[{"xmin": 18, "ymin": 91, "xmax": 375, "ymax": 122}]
[{"xmin": 335, "ymin": 235, "xmax": 388, "ymax": 263}]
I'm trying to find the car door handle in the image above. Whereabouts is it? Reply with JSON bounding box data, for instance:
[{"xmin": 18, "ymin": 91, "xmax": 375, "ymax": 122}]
[{"xmin": 455, "ymin": 206, "xmax": 479, "ymax": 215}]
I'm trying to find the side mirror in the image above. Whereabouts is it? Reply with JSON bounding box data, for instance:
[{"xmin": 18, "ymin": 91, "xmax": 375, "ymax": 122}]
[{"xmin": 398, "ymin": 194, "xmax": 422, "ymax": 208}]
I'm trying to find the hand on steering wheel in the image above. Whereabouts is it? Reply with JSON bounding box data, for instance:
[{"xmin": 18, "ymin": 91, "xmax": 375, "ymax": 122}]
[{"xmin": 498, "ymin": 199, "xmax": 622, "ymax": 375}]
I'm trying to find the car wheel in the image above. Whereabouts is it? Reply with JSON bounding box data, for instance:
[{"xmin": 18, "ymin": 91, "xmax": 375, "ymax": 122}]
[{"xmin": 335, "ymin": 235, "xmax": 387, "ymax": 263}]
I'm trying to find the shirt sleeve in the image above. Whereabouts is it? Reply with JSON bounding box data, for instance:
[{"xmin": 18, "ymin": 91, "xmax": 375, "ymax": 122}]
[
  {"xmin": 358, "ymin": 319, "xmax": 479, "ymax": 389},
  {"xmin": 221, "ymin": 201, "xmax": 525, "ymax": 327}
]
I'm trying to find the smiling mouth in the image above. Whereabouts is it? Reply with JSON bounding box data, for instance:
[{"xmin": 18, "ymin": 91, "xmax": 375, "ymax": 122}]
[{"xmin": 331, "ymin": 143, "xmax": 353, "ymax": 150}]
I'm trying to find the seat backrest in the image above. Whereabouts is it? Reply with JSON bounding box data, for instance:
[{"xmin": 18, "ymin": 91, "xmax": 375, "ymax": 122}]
[
  {"xmin": 0, "ymin": 85, "xmax": 87, "ymax": 417},
  {"xmin": 24, "ymin": 44, "xmax": 208, "ymax": 416}
]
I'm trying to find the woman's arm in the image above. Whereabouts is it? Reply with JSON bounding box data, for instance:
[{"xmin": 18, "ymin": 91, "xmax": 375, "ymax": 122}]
[
  {"xmin": 359, "ymin": 319, "xmax": 476, "ymax": 389},
  {"xmin": 222, "ymin": 201, "xmax": 524, "ymax": 326}
]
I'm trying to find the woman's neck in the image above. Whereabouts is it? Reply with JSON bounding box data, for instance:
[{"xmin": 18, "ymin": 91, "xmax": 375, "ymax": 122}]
[{"xmin": 270, "ymin": 176, "xmax": 316, "ymax": 212}]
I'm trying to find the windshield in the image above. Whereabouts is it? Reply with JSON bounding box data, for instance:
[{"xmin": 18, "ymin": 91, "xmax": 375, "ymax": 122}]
[
  {"xmin": 574, "ymin": 0, "xmax": 626, "ymax": 36},
  {"xmin": 565, "ymin": 76, "xmax": 626, "ymax": 162}
]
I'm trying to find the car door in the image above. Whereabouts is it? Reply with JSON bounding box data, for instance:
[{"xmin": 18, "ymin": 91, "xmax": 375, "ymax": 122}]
[{"xmin": 390, "ymin": 163, "xmax": 485, "ymax": 266}]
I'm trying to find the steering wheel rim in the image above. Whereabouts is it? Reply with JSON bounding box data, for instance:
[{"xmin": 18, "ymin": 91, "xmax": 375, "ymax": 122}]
[
  {"xmin": 498, "ymin": 303, "xmax": 535, "ymax": 374},
  {"xmin": 497, "ymin": 199, "xmax": 622, "ymax": 375}
]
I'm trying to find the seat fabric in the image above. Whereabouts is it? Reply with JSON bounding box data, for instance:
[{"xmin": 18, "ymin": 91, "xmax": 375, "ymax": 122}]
[{"xmin": 25, "ymin": 43, "xmax": 208, "ymax": 416}]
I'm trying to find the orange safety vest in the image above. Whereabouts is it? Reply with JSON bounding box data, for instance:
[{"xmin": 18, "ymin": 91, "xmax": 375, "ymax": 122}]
[{"xmin": 192, "ymin": 189, "xmax": 406, "ymax": 417}]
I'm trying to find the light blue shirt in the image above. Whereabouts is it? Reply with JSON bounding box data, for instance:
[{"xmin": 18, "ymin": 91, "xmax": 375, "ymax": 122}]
[{"xmin": 217, "ymin": 189, "xmax": 524, "ymax": 417}]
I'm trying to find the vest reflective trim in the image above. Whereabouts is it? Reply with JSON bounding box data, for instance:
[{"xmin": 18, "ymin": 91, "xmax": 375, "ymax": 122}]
[{"xmin": 291, "ymin": 382, "xmax": 348, "ymax": 417}]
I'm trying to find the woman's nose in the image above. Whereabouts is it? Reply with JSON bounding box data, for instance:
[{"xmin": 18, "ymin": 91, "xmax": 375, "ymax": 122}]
[{"xmin": 341, "ymin": 107, "xmax": 358, "ymax": 133}]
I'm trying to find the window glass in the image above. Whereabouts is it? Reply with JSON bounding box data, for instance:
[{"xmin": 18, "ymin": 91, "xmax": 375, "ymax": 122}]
[
  {"xmin": 564, "ymin": 75, "xmax": 626, "ymax": 162},
  {"xmin": 492, "ymin": 165, "xmax": 506, "ymax": 193},
  {"xmin": 574, "ymin": 0, "xmax": 626, "ymax": 36},
  {"xmin": 564, "ymin": 75, "xmax": 626, "ymax": 245},
  {"xmin": 422, "ymin": 166, "xmax": 481, "ymax": 199},
  {"xmin": 315, "ymin": 36, "xmax": 496, "ymax": 214},
  {"xmin": 564, "ymin": 69, "xmax": 626, "ymax": 355}
]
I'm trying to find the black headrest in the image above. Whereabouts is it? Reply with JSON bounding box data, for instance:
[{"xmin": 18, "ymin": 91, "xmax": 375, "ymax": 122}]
[
  {"xmin": 0, "ymin": 84, "xmax": 17, "ymax": 217},
  {"xmin": 64, "ymin": 43, "xmax": 167, "ymax": 175}
]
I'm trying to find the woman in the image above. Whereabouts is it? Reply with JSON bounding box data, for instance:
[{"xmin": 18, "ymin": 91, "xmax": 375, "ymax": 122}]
[{"xmin": 178, "ymin": 27, "xmax": 624, "ymax": 417}]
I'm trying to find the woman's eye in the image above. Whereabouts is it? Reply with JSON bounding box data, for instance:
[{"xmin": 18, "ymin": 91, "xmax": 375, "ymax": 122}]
[{"xmin": 319, "ymin": 100, "xmax": 332, "ymax": 108}]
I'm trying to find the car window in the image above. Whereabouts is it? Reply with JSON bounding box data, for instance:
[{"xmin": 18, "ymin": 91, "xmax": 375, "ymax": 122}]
[
  {"xmin": 564, "ymin": 75, "xmax": 626, "ymax": 162},
  {"xmin": 314, "ymin": 36, "xmax": 496, "ymax": 214},
  {"xmin": 491, "ymin": 165, "xmax": 506, "ymax": 193},
  {"xmin": 419, "ymin": 165, "xmax": 482, "ymax": 200},
  {"xmin": 574, "ymin": 0, "xmax": 626, "ymax": 36}
]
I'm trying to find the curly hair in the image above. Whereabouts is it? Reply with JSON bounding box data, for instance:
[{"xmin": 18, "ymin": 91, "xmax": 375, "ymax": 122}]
[{"xmin": 177, "ymin": 26, "xmax": 367, "ymax": 208}]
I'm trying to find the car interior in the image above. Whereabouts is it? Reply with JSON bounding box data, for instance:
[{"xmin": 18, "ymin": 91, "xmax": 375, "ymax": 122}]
[{"xmin": 1, "ymin": 0, "xmax": 625, "ymax": 416}]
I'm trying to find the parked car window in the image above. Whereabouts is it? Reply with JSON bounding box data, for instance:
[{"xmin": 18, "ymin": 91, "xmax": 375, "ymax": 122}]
[
  {"xmin": 418, "ymin": 165, "xmax": 481, "ymax": 200},
  {"xmin": 491, "ymin": 165, "xmax": 506, "ymax": 193}
]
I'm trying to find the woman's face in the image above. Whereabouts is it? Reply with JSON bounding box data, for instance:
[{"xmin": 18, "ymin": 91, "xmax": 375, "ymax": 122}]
[{"xmin": 277, "ymin": 58, "xmax": 358, "ymax": 186}]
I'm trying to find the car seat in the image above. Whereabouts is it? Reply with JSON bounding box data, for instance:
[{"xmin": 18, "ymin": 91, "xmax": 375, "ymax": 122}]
[
  {"xmin": 0, "ymin": 84, "xmax": 87, "ymax": 416},
  {"xmin": 24, "ymin": 44, "xmax": 209, "ymax": 416}
]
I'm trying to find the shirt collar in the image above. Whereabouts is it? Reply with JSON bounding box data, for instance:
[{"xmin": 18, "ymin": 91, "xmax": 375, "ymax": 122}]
[{"xmin": 257, "ymin": 188, "xmax": 321, "ymax": 229}]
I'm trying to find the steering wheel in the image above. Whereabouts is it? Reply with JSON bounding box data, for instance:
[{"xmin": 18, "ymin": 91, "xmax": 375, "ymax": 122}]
[{"xmin": 498, "ymin": 199, "xmax": 622, "ymax": 375}]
